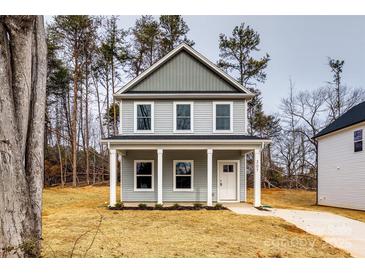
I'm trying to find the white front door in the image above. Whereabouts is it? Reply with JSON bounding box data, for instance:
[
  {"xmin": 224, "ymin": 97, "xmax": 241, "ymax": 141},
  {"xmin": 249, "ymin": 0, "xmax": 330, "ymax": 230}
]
[{"xmin": 218, "ymin": 162, "xmax": 237, "ymax": 201}]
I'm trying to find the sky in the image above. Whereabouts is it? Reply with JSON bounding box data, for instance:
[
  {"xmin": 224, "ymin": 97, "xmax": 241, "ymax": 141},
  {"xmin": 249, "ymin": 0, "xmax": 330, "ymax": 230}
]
[
  {"xmin": 46, "ymin": 16, "xmax": 365, "ymax": 114},
  {"xmin": 116, "ymin": 15, "xmax": 365, "ymax": 114}
]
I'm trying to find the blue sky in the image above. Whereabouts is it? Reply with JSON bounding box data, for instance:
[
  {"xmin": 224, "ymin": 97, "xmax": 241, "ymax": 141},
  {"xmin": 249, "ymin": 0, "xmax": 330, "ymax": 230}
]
[{"xmin": 118, "ymin": 16, "xmax": 365, "ymax": 114}]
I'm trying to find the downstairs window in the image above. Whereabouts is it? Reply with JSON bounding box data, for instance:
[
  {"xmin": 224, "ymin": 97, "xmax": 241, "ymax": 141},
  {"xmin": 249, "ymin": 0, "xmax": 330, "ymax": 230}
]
[
  {"xmin": 173, "ymin": 160, "xmax": 194, "ymax": 191},
  {"xmin": 134, "ymin": 160, "xmax": 154, "ymax": 191}
]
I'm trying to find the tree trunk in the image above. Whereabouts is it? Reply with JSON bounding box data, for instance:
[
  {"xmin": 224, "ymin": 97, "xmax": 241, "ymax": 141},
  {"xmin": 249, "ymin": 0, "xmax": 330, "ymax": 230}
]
[
  {"xmin": 0, "ymin": 16, "xmax": 47, "ymax": 258},
  {"xmin": 72, "ymin": 53, "xmax": 79, "ymax": 187},
  {"xmin": 85, "ymin": 62, "xmax": 90, "ymax": 185}
]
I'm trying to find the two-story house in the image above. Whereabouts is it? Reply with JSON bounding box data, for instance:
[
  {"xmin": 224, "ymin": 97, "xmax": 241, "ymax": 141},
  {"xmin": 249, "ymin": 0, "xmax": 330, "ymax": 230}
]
[{"xmin": 101, "ymin": 43, "xmax": 270, "ymax": 207}]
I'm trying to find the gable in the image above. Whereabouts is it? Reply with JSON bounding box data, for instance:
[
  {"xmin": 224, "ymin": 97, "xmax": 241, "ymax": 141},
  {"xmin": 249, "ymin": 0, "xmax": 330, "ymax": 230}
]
[{"xmin": 126, "ymin": 50, "xmax": 239, "ymax": 93}]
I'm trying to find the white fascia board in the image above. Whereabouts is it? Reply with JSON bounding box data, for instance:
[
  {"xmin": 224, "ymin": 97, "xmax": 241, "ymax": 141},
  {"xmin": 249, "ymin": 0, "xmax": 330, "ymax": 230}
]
[{"xmin": 115, "ymin": 43, "xmax": 254, "ymax": 96}]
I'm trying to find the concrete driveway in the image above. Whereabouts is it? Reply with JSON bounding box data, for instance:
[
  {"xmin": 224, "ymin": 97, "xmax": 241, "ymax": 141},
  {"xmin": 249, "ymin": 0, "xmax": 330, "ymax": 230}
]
[{"xmin": 226, "ymin": 204, "xmax": 365, "ymax": 258}]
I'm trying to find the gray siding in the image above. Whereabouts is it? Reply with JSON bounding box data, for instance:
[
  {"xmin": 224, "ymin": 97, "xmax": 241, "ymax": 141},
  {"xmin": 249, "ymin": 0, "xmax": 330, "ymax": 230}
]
[
  {"xmin": 121, "ymin": 100, "xmax": 247, "ymax": 135},
  {"xmin": 121, "ymin": 150, "xmax": 246, "ymax": 202},
  {"xmin": 129, "ymin": 51, "xmax": 237, "ymax": 92}
]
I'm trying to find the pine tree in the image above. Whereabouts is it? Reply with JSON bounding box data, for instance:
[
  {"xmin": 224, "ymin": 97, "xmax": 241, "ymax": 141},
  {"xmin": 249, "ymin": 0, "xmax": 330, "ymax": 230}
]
[
  {"xmin": 218, "ymin": 23, "xmax": 271, "ymax": 136},
  {"xmin": 218, "ymin": 23, "xmax": 269, "ymax": 86},
  {"xmin": 159, "ymin": 15, "xmax": 194, "ymax": 57},
  {"xmin": 48, "ymin": 16, "xmax": 98, "ymax": 187},
  {"xmin": 127, "ymin": 16, "xmax": 161, "ymax": 77}
]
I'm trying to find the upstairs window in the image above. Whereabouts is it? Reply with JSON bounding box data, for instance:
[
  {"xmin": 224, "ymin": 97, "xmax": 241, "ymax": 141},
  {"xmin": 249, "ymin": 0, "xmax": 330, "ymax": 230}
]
[
  {"xmin": 134, "ymin": 102, "xmax": 154, "ymax": 132},
  {"xmin": 213, "ymin": 102, "xmax": 233, "ymax": 132},
  {"xmin": 173, "ymin": 160, "xmax": 194, "ymax": 191},
  {"xmin": 174, "ymin": 102, "xmax": 193, "ymax": 132},
  {"xmin": 134, "ymin": 160, "xmax": 154, "ymax": 191},
  {"xmin": 354, "ymin": 129, "xmax": 363, "ymax": 152}
]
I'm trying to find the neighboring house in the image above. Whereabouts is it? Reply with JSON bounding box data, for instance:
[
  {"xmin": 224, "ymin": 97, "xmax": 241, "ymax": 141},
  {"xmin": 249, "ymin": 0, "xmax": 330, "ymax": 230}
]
[
  {"xmin": 314, "ymin": 101, "xmax": 365, "ymax": 211},
  {"xmin": 101, "ymin": 43, "xmax": 270, "ymax": 206}
]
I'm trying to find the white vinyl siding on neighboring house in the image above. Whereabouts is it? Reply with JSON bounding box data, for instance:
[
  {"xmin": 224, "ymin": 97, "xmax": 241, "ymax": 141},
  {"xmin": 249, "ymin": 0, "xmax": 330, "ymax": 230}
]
[
  {"xmin": 318, "ymin": 122, "xmax": 365, "ymax": 210},
  {"xmin": 121, "ymin": 100, "xmax": 246, "ymax": 135}
]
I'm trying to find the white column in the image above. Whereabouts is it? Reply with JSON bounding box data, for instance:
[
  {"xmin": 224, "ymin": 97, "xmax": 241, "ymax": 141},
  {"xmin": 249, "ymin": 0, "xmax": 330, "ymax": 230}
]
[
  {"xmin": 207, "ymin": 148, "xmax": 213, "ymax": 206},
  {"xmin": 157, "ymin": 148, "xmax": 163, "ymax": 204},
  {"xmin": 119, "ymin": 153, "xmax": 123, "ymax": 202},
  {"xmin": 254, "ymin": 148, "xmax": 261, "ymax": 207},
  {"xmin": 109, "ymin": 149, "xmax": 117, "ymax": 206}
]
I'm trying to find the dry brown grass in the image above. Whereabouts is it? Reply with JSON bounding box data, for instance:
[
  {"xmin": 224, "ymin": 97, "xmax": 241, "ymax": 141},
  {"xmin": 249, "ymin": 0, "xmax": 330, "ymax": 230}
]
[
  {"xmin": 42, "ymin": 186, "xmax": 350, "ymax": 258},
  {"xmin": 247, "ymin": 188, "xmax": 365, "ymax": 223}
]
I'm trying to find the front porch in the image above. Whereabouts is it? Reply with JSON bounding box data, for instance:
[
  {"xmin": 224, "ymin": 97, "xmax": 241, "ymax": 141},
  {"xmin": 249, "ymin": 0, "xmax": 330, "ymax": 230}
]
[{"xmin": 106, "ymin": 142, "xmax": 264, "ymax": 207}]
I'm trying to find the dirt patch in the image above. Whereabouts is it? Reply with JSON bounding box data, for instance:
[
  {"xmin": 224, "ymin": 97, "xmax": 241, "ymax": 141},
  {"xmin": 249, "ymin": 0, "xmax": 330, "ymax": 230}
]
[{"xmin": 279, "ymin": 223, "xmax": 306, "ymax": 234}]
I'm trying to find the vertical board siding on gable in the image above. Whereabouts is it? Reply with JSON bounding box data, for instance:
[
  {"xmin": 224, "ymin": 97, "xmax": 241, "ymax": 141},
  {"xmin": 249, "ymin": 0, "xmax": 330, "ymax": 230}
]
[
  {"xmin": 121, "ymin": 149, "xmax": 246, "ymax": 202},
  {"xmin": 129, "ymin": 51, "xmax": 237, "ymax": 92},
  {"xmin": 318, "ymin": 123, "xmax": 365, "ymax": 211},
  {"xmin": 121, "ymin": 100, "xmax": 246, "ymax": 135}
]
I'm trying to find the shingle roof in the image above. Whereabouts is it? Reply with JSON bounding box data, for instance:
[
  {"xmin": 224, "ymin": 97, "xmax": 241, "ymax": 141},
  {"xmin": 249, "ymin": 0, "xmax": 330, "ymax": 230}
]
[
  {"xmin": 103, "ymin": 135, "xmax": 268, "ymax": 141},
  {"xmin": 314, "ymin": 101, "xmax": 365, "ymax": 139}
]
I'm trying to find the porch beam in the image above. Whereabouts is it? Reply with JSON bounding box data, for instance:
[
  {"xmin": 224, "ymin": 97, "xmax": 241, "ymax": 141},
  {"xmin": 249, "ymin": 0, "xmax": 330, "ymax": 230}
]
[
  {"xmin": 207, "ymin": 148, "xmax": 213, "ymax": 206},
  {"xmin": 157, "ymin": 148, "xmax": 163, "ymax": 204},
  {"xmin": 109, "ymin": 149, "xmax": 117, "ymax": 206},
  {"xmin": 254, "ymin": 148, "xmax": 261, "ymax": 207}
]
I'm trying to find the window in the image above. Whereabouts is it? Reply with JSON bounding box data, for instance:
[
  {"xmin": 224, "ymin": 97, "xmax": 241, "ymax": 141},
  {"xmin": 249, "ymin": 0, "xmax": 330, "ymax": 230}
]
[
  {"xmin": 354, "ymin": 129, "xmax": 363, "ymax": 152},
  {"xmin": 134, "ymin": 160, "xmax": 154, "ymax": 191},
  {"xmin": 213, "ymin": 102, "xmax": 233, "ymax": 132},
  {"xmin": 223, "ymin": 164, "xmax": 234, "ymax": 173},
  {"xmin": 173, "ymin": 160, "xmax": 194, "ymax": 191},
  {"xmin": 174, "ymin": 102, "xmax": 193, "ymax": 132},
  {"xmin": 134, "ymin": 102, "xmax": 154, "ymax": 132}
]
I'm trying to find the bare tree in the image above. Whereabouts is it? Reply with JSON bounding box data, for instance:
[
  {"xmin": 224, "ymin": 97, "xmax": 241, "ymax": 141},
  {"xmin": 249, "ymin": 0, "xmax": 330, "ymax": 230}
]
[{"xmin": 0, "ymin": 16, "xmax": 47, "ymax": 257}]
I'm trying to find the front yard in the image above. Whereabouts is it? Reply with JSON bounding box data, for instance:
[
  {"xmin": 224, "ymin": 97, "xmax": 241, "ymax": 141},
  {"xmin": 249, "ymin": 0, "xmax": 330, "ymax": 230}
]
[{"xmin": 42, "ymin": 186, "xmax": 349, "ymax": 258}]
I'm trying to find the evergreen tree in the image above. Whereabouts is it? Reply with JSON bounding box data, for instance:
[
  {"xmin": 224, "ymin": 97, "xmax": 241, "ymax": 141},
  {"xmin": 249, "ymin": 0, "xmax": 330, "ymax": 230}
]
[
  {"xmin": 127, "ymin": 15, "xmax": 160, "ymax": 77},
  {"xmin": 218, "ymin": 23, "xmax": 269, "ymax": 87},
  {"xmin": 47, "ymin": 16, "xmax": 98, "ymax": 186},
  {"xmin": 159, "ymin": 15, "xmax": 194, "ymax": 57},
  {"xmin": 218, "ymin": 23, "xmax": 271, "ymax": 136}
]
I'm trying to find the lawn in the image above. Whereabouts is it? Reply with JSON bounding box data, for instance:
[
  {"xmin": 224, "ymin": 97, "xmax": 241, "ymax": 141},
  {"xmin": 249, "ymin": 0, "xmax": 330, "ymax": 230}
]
[
  {"xmin": 247, "ymin": 188, "xmax": 365, "ymax": 223},
  {"xmin": 42, "ymin": 186, "xmax": 349, "ymax": 258}
]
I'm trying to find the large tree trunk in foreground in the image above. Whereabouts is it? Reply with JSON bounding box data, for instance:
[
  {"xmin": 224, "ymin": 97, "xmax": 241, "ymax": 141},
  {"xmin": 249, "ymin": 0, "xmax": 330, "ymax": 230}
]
[{"xmin": 0, "ymin": 16, "xmax": 47, "ymax": 258}]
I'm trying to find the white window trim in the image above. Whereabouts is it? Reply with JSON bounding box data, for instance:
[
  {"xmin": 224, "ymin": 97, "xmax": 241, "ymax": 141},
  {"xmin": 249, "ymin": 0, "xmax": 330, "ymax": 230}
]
[
  {"xmin": 134, "ymin": 101, "xmax": 154, "ymax": 133},
  {"xmin": 173, "ymin": 101, "xmax": 194, "ymax": 133},
  {"xmin": 173, "ymin": 160, "xmax": 194, "ymax": 192},
  {"xmin": 134, "ymin": 160, "xmax": 154, "ymax": 192},
  {"xmin": 354, "ymin": 129, "xmax": 363, "ymax": 153},
  {"xmin": 213, "ymin": 101, "xmax": 233, "ymax": 133}
]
